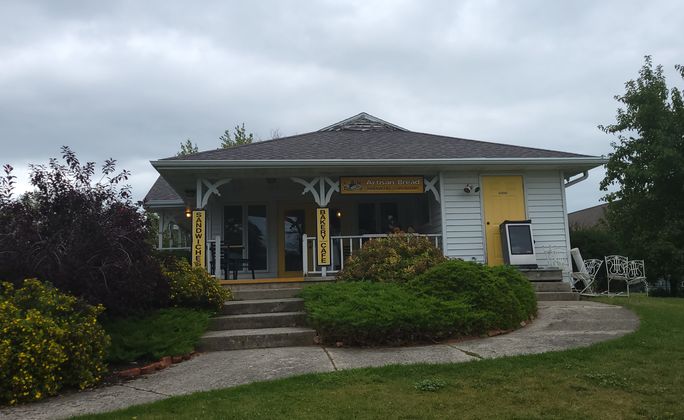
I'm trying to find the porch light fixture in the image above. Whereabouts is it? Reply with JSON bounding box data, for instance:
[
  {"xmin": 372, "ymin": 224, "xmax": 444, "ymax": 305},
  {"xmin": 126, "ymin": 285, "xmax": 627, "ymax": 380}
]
[
  {"xmin": 463, "ymin": 184, "xmax": 480, "ymax": 194},
  {"xmin": 185, "ymin": 208, "xmax": 192, "ymax": 218},
  {"xmin": 336, "ymin": 210, "xmax": 342, "ymax": 218}
]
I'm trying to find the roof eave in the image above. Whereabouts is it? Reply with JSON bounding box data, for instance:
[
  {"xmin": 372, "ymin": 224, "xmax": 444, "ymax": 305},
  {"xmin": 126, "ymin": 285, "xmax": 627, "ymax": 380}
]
[
  {"xmin": 143, "ymin": 199, "xmax": 186, "ymax": 208},
  {"xmin": 151, "ymin": 157, "xmax": 607, "ymax": 170}
]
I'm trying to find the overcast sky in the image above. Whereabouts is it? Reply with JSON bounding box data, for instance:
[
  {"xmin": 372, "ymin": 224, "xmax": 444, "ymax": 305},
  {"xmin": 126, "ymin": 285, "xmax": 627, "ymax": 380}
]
[{"xmin": 1, "ymin": 0, "xmax": 682, "ymax": 211}]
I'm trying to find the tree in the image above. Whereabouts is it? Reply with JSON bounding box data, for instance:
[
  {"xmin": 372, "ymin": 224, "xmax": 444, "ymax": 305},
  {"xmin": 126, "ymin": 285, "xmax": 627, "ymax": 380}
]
[
  {"xmin": 600, "ymin": 56, "xmax": 684, "ymax": 296},
  {"xmin": 177, "ymin": 138, "xmax": 198, "ymax": 156},
  {"xmin": 219, "ymin": 123, "xmax": 254, "ymax": 148},
  {"xmin": 0, "ymin": 147, "xmax": 169, "ymax": 314}
]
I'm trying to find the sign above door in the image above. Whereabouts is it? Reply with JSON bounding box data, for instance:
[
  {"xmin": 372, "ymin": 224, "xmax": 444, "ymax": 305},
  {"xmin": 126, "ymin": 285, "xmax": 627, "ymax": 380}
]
[{"xmin": 339, "ymin": 176, "xmax": 424, "ymax": 194}]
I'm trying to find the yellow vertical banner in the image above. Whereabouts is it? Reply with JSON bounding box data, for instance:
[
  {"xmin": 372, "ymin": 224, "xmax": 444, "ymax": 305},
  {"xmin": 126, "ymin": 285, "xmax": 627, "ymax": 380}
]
[
  {"xmin": 316, "ymin": 208, "xmax": 331, "ymax": 266},
  {"xmin": 192, "ymin": 210, "xmax": 206, "ymax": 268}
]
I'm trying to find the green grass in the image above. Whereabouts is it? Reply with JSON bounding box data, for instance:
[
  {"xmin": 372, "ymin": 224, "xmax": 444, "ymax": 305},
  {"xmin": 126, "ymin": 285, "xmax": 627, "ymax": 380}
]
[
  {"xmin": 83, "ymin": 297, "xmax": 684, "ymax": 419},
  {"xmin": 102, "ymin": 307, "xmax": 211, "ymax": 364}
]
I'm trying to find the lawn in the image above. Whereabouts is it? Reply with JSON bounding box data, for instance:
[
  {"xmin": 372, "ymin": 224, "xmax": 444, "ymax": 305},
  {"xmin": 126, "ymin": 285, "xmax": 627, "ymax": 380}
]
[
  {"xmin": 103, "ymin": 307, "xmax": 211, "ymax": 364},
  {"xmin": 84, "ymin": 297, "xmax": 683, "ymax": 419}
]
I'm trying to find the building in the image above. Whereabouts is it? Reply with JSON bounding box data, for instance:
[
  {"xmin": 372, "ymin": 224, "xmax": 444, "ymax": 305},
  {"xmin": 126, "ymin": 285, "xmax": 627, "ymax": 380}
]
[
  {"xmin": 144, "ymin": 112, "xmax": 604, "ymax": 282},
  {"xmin": 568, "ymin": 203, "xmax": 609, "ymax": 229}
]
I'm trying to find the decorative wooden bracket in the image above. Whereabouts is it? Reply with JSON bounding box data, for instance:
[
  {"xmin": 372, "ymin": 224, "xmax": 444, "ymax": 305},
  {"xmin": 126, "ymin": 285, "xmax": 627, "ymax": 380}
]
[
  {"xmin": 291, "ymin": 177, "xmax": 339, "ymax": 207},
  {"xmin": 424, "ymin": 176, "xmax": 440, "ymax": 203},
  {"xmin": 196, "ymin": 178, "xmax": 232, "ymax": 209}
]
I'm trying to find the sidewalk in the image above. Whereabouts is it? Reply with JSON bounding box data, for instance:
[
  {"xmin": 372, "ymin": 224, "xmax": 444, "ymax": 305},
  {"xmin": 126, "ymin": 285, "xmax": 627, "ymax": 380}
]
[{"xmin": 1, "ymin": 301, "xmax": 639, "ymax": 420}]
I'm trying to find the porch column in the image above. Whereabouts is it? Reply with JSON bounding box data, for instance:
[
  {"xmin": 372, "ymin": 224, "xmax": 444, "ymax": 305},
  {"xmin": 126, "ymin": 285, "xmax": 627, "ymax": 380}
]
[{"xmin": 157, "ymin": 212, "xmax": 163, "ymax": 250}]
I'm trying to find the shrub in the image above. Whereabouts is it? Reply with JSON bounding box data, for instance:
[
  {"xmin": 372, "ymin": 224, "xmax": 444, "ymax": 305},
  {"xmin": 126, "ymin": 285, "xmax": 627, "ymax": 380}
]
[
  {"xmin": 490, "ymin": 264, "xmax": 538, "ymax": 319},
  {"xmin": 162, "ymin": 258, "xmax": 231, "ymax": 312},
  {"xmin": 0, "ymin": 149, "xmax": 168, "ymax": 315},
  {"xmin": 301, "ymin": 282, "xmax": 475, "ymax": 346},
  {"xmin": 103, "ymin": 308, "xmax": 211, "ymax": 364},
  {"xmin": 0, "ymin": 279, "xmax": 109, "ymax": 405},
  {"xmin": 336, "ymin": 233, "xmax": 446, "ymax": 283},
  {"xmin": 409, "ymin": 260, "xmax": 537, "ymax": 330}
]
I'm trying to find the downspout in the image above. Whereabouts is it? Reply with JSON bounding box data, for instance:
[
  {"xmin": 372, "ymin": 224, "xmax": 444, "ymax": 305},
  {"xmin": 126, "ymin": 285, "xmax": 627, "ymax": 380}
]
[{"xmin": 564, "ymin": 171, "xmax": 589, "ymax": 188}]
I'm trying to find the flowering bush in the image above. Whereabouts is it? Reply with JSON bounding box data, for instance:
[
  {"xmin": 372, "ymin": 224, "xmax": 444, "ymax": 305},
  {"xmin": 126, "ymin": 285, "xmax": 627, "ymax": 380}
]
[
  {"xmin": 0, "ymin": 279, "xmax": 109, "ymax": 405},
  {"xmin": 163, "ymin": 259, "xmax": 231, "ymax": 312},
  {"xmin": 336, "ymin": 233, "xmax": 446, "ymax": 283}
]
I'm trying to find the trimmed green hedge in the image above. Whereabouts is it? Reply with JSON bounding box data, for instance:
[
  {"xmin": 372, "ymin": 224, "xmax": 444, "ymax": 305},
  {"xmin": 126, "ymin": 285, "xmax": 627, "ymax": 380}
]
[
  {"xmin": 302, "ymin": 260, "xmax": 537, "ymax": 346},
  {"xmin": 301, "ymin": 282, "xmax": 476, "ymax": 345},
  {"xmin": 103, "ymin": 308, "xmax": 211, "ymax": 364},
  {"xmin": 409, "ymin": 261, "xmax": 537, "ymax": 330}
]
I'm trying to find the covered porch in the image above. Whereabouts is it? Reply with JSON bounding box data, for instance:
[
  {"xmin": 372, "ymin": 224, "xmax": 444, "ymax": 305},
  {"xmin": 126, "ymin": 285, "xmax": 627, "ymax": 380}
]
[{"xmin": 156, "ymin": 171, "xmax": 444, "ymax": 282}]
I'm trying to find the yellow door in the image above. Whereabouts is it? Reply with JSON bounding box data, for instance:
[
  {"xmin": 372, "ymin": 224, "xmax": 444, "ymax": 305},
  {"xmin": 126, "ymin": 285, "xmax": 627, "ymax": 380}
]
[{"xmin": 482, "ymin": 176, "xmax": 526, "ymax": 266}]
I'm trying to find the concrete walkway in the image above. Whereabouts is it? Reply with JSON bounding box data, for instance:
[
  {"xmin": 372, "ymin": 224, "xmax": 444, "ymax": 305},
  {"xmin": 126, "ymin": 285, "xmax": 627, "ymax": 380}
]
[{"xmin": 1, "ymin": 301, "xmax": 639, "ymax": 420}]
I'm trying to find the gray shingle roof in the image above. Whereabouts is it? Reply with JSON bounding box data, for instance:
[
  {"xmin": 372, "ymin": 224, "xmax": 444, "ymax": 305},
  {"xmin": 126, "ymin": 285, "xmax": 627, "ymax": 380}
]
[
  {"xmin": 147, "ymin": 113, "xmax": 596, "ymax": 203},
  {"xmin": 162, "ymin": 112, "xmax": 589, "ymax": 161},
  {"xmin": 144, "ymin": 177, "xmax": 182, "ymax": 203}
]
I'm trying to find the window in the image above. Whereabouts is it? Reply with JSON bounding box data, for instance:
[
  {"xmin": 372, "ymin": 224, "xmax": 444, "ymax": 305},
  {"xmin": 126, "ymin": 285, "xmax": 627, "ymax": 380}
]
[
  {"xmin": 247, "ymin": 205, "xmax": 268, "ymax": 270},
  {"xmin": 224, "ymin": 205, "xmax": 268, "ymax": 270},
  {"xmin": 358, "ymin": 203, "xmax": 376, "ymax": 234},
  {"xmin": 508, "ymin": 225, "xmax": 534, "ymax": 255},
  {"xmin": 224, "ymin": 206, "xmax": 243, "ymax": 259}
]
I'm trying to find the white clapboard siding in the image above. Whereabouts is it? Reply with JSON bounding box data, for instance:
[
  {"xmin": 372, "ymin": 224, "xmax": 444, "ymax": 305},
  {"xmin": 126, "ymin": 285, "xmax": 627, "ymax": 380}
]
[
  {"xmin": 426, "ymin": 193, "xmax": 442, "ymax": 234},
  {"xmin": 441, "ymin": 170, "xmax": 571, "ymax": 276},
  {"xmin": 524, "ymin": 171, "xmax": 571, "ymax": 280},
  {"xmin": 440, "ymin": 172, "xmax": 485, "ymax": 262}
]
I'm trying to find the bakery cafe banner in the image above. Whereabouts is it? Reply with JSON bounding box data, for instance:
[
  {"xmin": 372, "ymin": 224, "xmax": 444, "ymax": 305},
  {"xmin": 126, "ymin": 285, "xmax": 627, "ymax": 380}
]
[
  {"xmin": 340, "ymin": 176, "xmax": 424, "ymax": 194},
  {"xmin": 316, "ymin": 208, "xmax": 331, "ymax": 266}
]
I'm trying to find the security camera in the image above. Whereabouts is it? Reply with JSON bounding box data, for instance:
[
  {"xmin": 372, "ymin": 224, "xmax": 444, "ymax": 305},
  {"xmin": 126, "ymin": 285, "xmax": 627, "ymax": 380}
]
[{"xmin": 464, "ymin": 184, "xmax": 481, "ymax": 194}]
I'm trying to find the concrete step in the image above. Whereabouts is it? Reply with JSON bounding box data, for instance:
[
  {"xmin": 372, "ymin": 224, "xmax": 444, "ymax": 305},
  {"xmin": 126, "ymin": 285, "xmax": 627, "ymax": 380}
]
[
  {"xmin": 209, "ymin": 311, "xmax": 307, "ymax": 330},
  {"xmin": 533, "ymin": 282, "xmax": 573, "ymax": 292},
  {"xmin": 521, "ymin": 269, "xmax": 563, "ymax": 282},
  {"xmin": 220, "ymin": 298, "xmax": 305, "ymax": 315},
  {"xmin": 232, "ymin": 288, "xmax": 302, "ymax": 301},
  {"xmin": 224, "ymin": 282, "xmax": 304, "ymax": 291},
  {"xmin": 536, "ymin": 291, "xmax": 579, "ymax": 301},
  {"xmin": 198, "ymin": 327, "xmax": 316, "ymax": 351}
]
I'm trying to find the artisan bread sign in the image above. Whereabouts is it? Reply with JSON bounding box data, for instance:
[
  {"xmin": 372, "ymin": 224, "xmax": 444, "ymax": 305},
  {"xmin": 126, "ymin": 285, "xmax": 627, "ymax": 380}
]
[{"xmin": 340, "ymin": 176, "xmax": 424, "ymax": 194}]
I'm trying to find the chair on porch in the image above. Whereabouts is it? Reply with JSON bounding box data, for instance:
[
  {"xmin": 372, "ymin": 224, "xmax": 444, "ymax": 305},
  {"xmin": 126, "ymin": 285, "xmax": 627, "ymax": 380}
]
[
  {"xmin": 605, "ymin": 255, "xmax": 629, "ymax": 294},
  {"xmin": 221, "ymin": 246, "xmax": 255, "ymax": 280},
  {"xmin": 570, "ymin": 248, "xmax": 603, "ymax": 295}
]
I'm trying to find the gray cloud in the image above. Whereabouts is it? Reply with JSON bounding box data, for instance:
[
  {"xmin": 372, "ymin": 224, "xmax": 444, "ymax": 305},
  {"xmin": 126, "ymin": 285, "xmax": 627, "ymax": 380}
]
[{"xmin": 0, "ymin": 0, "xmax": 682, "ymax": 211}]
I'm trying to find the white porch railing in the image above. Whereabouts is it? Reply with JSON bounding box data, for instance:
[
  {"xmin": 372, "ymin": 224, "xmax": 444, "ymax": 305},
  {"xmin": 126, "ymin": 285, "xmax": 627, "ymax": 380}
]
[{"xmin": 303, "ymin": 233, "xmax": 443, "ymax": 277}]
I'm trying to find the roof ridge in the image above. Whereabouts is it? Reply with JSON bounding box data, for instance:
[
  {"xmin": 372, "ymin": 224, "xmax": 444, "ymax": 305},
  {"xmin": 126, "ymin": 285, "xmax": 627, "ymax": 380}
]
[{"xmin": 318, "ymin": 112, "xmax": 407, "ymax": 132}]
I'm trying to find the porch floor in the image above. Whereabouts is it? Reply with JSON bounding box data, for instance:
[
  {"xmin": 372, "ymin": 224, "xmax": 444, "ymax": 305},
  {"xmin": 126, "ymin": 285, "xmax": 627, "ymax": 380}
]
[{"xmin": 219, "ymin": 277, "xmax": 305, "ymax": 285}]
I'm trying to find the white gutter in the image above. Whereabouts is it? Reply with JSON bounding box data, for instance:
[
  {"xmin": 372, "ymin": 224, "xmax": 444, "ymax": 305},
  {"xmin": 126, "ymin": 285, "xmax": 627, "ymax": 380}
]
[
  {"xmin": 152, "ymin": 157, "xmax": 607, "ymax": 170},
  {"xmin": 564, "ymin": 171, "xmax": 589, "ymax": 188}
]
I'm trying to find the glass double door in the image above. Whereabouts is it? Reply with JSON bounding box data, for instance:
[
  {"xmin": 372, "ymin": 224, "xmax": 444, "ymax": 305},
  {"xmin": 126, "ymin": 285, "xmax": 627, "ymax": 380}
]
[{"xmin": 278, "ymin": 206, "xmax": 315, "ymax": 277}]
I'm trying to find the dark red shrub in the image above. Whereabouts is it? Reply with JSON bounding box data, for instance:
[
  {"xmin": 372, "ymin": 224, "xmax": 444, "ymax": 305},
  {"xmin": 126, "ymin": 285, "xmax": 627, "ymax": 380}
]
[{"xmin": 0, "ymin": 147, "xmax": 168, "ymax": 315}]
